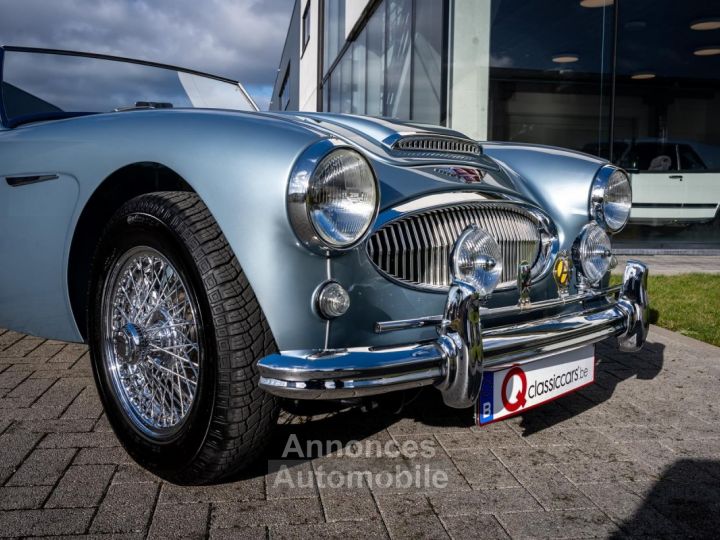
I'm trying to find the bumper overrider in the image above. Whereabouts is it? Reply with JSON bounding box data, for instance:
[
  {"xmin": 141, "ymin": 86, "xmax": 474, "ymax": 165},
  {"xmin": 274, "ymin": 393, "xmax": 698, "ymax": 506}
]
[{"xmin": 257, "ymin": 259, "xmax": 649, "ymax": 409}]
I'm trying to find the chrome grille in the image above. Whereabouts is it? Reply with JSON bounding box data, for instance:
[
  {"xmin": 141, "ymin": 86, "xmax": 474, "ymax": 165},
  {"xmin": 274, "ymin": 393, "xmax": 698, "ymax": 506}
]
[
  {"xmin": 367, "ymin": 204, "xmax": 541, "ymax": 290},
  {"xmin": 393, "ymin": 136, "xmax": 480, "ymax": 156}
]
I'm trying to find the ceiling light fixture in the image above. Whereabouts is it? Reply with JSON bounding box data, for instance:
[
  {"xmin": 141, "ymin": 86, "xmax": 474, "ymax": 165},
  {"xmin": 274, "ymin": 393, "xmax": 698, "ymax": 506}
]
[
  {"xmin": 694, "ymin": 46, "xmax": 720, "ymax": 56},
  {"xmin": 631, "ymin": 72, "xmax": 656, "ymax": 80},
  {"xmin": 690, "ymin": 19, "xmax": 720, "ymax": 31},
  {"xmin": 580, "ymin": 0, "xmax": 614, "ymax": 8},
  {"xmin": 552, "ymin": 54, "xmax": 580, "ymax": 64}
]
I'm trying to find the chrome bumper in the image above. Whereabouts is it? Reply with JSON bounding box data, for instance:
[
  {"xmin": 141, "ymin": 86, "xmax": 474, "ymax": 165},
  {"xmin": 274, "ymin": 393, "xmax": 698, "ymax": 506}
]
[{"xmin": 258, "ymin": 261, "xmax": 649, "ymax": 408}]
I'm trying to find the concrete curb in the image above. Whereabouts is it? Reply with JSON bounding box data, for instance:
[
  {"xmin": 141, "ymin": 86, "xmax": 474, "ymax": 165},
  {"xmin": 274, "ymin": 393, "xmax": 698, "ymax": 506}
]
[{"xmin": 649, "ymin": 324, "xmax": 720, "ymax": 356}]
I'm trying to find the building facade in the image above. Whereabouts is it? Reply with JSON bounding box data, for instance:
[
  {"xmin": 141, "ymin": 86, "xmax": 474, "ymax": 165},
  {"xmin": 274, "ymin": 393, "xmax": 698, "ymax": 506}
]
[{"xmin": 272, "ymin": 0, "xmax": 720, "ymax": 249}]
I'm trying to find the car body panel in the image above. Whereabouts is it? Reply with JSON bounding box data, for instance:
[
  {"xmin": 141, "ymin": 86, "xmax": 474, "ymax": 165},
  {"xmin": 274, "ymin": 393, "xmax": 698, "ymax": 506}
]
[
  {"xmin": 0, "ymin": 49, "xmax": 618, "ymax": 356},
  {"xmin": 0, "ymin": 109, "xmax": 612, "ymax": 352}
]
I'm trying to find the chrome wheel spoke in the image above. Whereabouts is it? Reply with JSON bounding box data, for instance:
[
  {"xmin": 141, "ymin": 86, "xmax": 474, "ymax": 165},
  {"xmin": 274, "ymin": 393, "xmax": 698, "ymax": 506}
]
[{"xmin": 102, "ymin": 247, "xmax": 201, "ymax": 436}]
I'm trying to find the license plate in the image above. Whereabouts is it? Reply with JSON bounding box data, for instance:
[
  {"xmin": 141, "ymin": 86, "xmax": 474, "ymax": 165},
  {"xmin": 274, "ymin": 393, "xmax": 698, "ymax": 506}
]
[{"xmin": 476, "ymin": 346, "xmax": 595, "ymax": 425}]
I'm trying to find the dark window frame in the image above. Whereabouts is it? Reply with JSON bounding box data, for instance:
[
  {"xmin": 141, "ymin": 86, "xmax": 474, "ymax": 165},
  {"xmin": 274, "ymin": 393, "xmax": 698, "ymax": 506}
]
[
  {"xmin": 302, "ymin": 1, "xmax": 311, "ymax": 55},
  {"xmin": 278, "ymin": 63, "xmax": 291, "ymax": 111}
]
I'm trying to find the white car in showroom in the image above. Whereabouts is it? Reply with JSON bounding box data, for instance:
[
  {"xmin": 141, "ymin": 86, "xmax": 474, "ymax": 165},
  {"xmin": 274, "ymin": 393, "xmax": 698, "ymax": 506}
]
[{"xmin": 614, "ymin": 139, "xmax": 720, "ymax": 226}]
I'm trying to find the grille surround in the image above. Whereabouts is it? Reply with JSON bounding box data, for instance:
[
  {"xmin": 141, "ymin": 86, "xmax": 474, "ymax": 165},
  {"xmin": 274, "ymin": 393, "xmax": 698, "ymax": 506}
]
[{"xmin": 367, "ymin": 203, "xmax": 544, "ymax": 292}]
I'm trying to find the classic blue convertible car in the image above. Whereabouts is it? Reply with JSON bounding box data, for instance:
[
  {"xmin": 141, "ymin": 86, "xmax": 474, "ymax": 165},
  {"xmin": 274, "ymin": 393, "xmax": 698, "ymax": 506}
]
[{"xmin": 0, "ymin": 47, "xmax": 648, "ymax": 484}]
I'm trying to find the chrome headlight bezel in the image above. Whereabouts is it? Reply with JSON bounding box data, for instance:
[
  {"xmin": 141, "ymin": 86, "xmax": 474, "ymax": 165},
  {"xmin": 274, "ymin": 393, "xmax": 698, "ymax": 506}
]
[
  {"xmin": 287, "ymin": 138, "xmax": 380, "ymax": 255},
  {"xmin": 572, "ymin": 222, "xmax": 613, "ymax": 285},
  {"xmin": 590, "ymin": 165, "xmax": 632, "ymax": 234}
]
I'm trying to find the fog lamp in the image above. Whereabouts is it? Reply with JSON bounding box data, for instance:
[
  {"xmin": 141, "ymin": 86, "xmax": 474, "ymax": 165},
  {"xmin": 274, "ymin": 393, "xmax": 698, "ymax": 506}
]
[
  {"xmin": 450, "ymin": 225, "xmax": 503, "ymax": 297},
  {"xmin": 572, "ymin": 223, "xmax": 613, "ymax": 285},
  {"xmin": 315, "ymin": 281, "xmax": 350, "ymax": 319}
]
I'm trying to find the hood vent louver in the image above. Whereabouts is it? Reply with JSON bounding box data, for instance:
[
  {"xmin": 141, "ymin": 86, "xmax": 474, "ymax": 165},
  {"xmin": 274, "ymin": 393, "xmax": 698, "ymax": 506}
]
[{"xmin": 392, "ymin": 135, "xmax": 481, "ymax": 157}]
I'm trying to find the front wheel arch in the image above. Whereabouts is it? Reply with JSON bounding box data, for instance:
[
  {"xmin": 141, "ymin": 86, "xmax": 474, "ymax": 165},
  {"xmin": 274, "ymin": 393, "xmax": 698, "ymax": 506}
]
[{"xmin": 68, "ymin": 162, "xmax": 195, "ymax": 341}]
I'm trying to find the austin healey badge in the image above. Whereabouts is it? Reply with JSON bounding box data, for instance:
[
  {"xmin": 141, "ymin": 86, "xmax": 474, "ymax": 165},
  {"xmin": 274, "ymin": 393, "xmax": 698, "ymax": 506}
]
[{"xmin": 553, "ymin": 251, "xmax": 572, "ymax": 297}]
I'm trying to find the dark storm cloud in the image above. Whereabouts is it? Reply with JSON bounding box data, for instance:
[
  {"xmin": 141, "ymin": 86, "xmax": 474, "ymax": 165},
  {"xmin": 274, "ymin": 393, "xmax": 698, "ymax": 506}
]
[{"xmin": 0, "ymin": 0, "xmax": 294, "ymax": 109}]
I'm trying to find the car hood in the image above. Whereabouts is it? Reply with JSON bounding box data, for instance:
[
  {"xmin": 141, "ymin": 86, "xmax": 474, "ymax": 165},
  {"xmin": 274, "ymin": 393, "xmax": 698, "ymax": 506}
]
[{"xmin": 263, "ymin": 111, "xmax": 531, "ymax": 209}]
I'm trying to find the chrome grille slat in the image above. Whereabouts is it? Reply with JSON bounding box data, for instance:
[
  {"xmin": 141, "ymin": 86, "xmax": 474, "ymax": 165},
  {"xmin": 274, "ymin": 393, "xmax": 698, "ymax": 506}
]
[{"xmin": 368, "ymin": 203, "xmax": 542, "ymax": 291}]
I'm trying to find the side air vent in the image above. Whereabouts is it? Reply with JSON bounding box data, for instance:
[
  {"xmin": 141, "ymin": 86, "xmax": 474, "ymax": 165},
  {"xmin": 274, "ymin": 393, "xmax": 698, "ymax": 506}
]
[{"xmin": 392, "ymin": 136, "xmax": 481, "ymax": 156}]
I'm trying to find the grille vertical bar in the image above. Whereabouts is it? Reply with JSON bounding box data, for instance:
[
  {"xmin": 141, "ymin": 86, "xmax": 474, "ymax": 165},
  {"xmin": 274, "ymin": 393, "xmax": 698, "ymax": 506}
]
[{"xmin": 368, "ymin": 204, "xmax": 542, "ymax": 291}]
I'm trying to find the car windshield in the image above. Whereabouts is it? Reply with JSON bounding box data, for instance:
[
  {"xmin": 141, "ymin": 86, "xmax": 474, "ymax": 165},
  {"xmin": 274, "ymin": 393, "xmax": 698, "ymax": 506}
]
[{"xmin": 0, "ymin": 48, "xmax": 256, "ymax": 127}]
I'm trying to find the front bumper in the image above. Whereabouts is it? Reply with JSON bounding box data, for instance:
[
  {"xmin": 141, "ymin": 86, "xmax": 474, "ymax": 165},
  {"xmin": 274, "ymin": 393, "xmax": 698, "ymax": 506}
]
[{"xmin": 258, "ymin": 261, "xmax": 649, "ymax": 408}]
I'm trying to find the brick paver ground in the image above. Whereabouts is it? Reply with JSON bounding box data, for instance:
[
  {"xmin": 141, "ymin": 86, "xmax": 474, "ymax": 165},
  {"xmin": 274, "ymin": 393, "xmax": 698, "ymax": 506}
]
[{"xmin": 0, "ymin": 325, "xmax": 719, "ymax": 538}]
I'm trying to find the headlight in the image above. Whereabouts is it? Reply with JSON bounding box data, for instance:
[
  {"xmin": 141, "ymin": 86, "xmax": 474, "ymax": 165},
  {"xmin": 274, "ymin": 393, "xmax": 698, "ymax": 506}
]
[
  {"xmin": 288, "ymin": 140, "xmax": 379, "ymax": 254},
  {"xmin": 572, "ymin": 223, "xmax": 612, "ymax": 285},
  {"xmin": 451, "ymin": 225, "xmax": 503, "ymax": 297},
  {"xmin": 590, "ymin": 166, "xmax": 632, "ymax": 233}
]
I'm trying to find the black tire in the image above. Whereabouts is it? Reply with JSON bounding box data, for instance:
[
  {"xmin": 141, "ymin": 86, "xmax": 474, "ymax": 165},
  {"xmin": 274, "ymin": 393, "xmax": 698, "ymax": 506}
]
[{"xmin": 88, "ymin": 191, "xmax": 278, "ymax": 484}]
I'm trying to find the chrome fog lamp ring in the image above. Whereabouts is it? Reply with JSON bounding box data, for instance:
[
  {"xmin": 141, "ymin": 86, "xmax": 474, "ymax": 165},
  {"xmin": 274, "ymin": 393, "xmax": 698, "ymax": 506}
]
[
  {"xmin": 572, "ymin": 222, "xmax": 613, "ymax": 286},
  {"xmin": 590, "ymin": 165, "xmax": 632, "ymax": 234},
  {"xmin": 450, "ymin": 225, "xmax": 503, "ymax": 297},
  {"xmin": 287, "ymin": 138, "xmax": 380, "ymax": 255}
]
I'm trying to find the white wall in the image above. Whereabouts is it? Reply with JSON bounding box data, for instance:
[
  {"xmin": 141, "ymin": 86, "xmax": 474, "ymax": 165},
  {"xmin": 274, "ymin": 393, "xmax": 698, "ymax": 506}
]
[
  {"xmin": 345, "ymin": 0, "xmax": 371, "ymax": 39},
  {"xmin": 449, "ymin": 0, "xmax": 491, "ymax": 140},
  {"xmin": 298, "ymin": 0, "xmax": 320, "ymax": 111}
]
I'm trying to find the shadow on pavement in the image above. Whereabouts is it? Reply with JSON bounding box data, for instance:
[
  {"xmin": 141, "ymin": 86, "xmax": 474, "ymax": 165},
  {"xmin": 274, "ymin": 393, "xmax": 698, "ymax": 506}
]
[
  {"xmin": 613, "ymin": 459, "xmax": 720, "ymax": 537},
  {"xmin": 515, "ymin": 339, "xmax": 666, "ymax": 435}
]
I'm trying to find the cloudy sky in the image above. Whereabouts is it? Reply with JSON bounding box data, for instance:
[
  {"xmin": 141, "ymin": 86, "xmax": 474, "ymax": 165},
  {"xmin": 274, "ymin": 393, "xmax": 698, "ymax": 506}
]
[{"xmin": 0, "ymin": 0, "xmax": 294, "ymax": 110}]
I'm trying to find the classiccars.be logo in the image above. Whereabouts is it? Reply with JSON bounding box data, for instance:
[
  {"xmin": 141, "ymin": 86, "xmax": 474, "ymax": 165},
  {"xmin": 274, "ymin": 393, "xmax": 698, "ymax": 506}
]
[{"xmin": 501, "ymin": 363, "xmax": 592, "ymax": 412}]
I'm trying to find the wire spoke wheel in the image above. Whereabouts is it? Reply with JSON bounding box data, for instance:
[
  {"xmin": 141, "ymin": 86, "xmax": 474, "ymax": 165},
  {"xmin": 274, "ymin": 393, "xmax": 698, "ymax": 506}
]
[{"xmin": 101, "ymin": 246, "xmax": 201, "ymax": 438}]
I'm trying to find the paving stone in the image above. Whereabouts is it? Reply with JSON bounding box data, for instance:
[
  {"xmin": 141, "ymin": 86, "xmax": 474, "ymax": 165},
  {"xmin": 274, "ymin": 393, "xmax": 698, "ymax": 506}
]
[
  {"xmin": 45, "ymin": 464, "xmax": 115, "ymax": 508},
  {"xmin": 0, "ymin": 370, "xmax": 31, "ymax": 390},
  {"xmin": 441, "ymin": 514, "xmax": 510, "ymax": 539},
  {"xmin": 6, "ymin": 447, "xmax": 75, "ymax": 486},
  {"xmin": 428, "ymin": 487, "xmax": 543, "ymax": 517},
  {"xmin": 0, "ymin": 485, "xmax": 52, "ymax": 510},
  {"xmin": 0, "ymin": 325, "xmax": 717, "ymax": 537},
  {"xmin": 320, "ymin": 491, "xmax": 380, "ymax": 522},
  {"xmin": 209, "ymin": 527, "xmax": 268, "ymax": 539},
  {"xmin": 39, "ymin": 431, "xmax": 119, "ymax": 449},
  {"xmin": 147, "ymin": 502, "xmax": 209, "ymax": 539},
  {"xmin": 496, "ymin": 508, "xmax": 620, "ymax": 539},
  {"xmin": 112, "ymin": 463, "xmax": 160, "ymax": 484},
  {"xmin": 578, "ymin": 481, "xmax": 689, "ymax": 537},
  {"xmin": 0, "ymin": 508, "xmax": 94, "ymax": 536},
  {"xmin": 211, "ymin": 498, "xmax": 324, "ymax": 528},
  {"xmin": 73, "ymin": 446, "xmax": 134, "ymax": 465},
  {"xmin": 31, "ymin": 377, "xmax": 86, "ymax": 412},
  {"xmin": 0, "ymin": 330, "xmax": 24, "ymax": 351},
  {"xmin": 0, "ymin": 336, "xmax": 44, "ymax": 357},
  {"xmin": 4, "ymin": 378, "xmax": 55, "ymax": 406},
  {"xmin": 159, "ymin": 477, "xmax": 265, "ymax": 504},
  {"xmin": 61, "ymin": 387, "xmax": 103, "ymax": 420},
  {"xmin": 90, "ymin": 481, "xmax": 159, "ymax": 534},
  {"xmin": 268, "ymin": 519, "xmax": 389, "ymax": 539},
  {"xmin": 16, "ymin": 418, "xmax": 97, "ymax": 433},
  {"xmin": 375, "ymin": 493, "xmax": 449, "ymax": 538},
  {"xmin": 0, "ymin": 429, "xmax": 43, "ymax": 469}
]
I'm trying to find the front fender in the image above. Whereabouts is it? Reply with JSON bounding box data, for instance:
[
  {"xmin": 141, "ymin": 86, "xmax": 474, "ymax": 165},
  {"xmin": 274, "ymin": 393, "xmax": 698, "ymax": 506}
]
[{"xmin": 482, "ymin": 143, "xmax": 606, "ymax": 249}]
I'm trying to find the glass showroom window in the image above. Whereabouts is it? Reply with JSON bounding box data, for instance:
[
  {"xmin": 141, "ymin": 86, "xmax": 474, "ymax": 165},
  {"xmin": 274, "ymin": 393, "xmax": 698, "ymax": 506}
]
[
  {"xmin": 488, "ymin": 0, "xmax": 613, "ymax": 158},
  {"xmin": 612, "ymin": 0, "xmax": 720, "ymax": 247},
  {"xmin": 323, "ymin": 0, "xmax": 448, "ymax": 124},
  {"xmin": 323, "ymin": 0, "xmax": 345, "ymax": 73}
]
